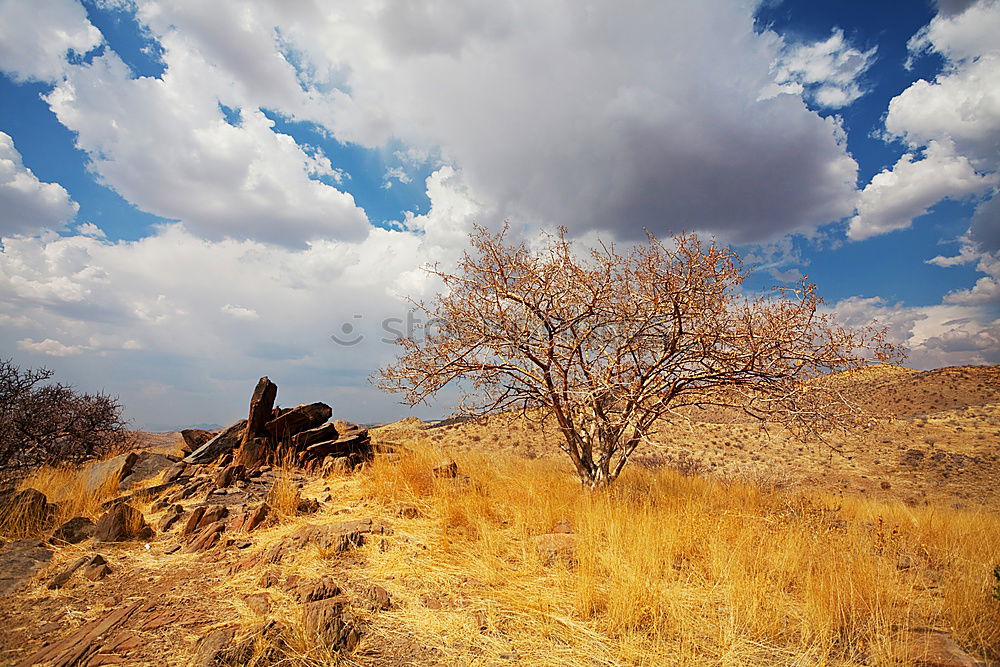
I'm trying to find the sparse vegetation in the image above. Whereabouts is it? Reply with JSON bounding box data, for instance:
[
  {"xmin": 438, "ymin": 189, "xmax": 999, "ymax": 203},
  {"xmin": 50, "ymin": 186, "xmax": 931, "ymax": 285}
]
[
  {"xmin": 0, "ymin": 358, "xmax": 129, "ymax": 486},
  {"xmin": 379, "ymin": 226, "xmax": 901, "ymax": 488}
]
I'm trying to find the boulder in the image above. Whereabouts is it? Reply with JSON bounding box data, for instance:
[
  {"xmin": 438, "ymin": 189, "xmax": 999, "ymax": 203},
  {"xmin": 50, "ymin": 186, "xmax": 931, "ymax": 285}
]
[
  {"xmin": 47, "ymin": 555, "xmax": 89, "ymax": 589},
  {"xmin": 83, "ymin": 452, "xmax": 138, "ymax": 494},
  {"xmin": 119, "ymin": 452, "xmax": 179, "ymax": 489},
  {"xmin": 182, "ymin": 521, "xmax": 226, "ymax": 553},
  {"xmin": 292, "ymin": 422, "xmax": 340, "ymax": 449},
  {"xmin": 161, "ymin": 461, "xmax": 189, "ymax": 485},
  {"xmin": 158, "ymin": 505, "xmax": 184, "ymax": 532},
  {"xmin": 93, "ymin": 503, "xmax": 153, "ymax": 542},
  {"xmin": 236, "ymin": 503, "xmax": 270, "ymax": 533},
  {"xmin": 180, "ymin": 428, "xmax": 214, "ymax": 455},
  {"xmin": 0, "ymin": 488, "xmax": 57, "ymax": 535},
  {"xmin": 214, "ymin": 464, "xmax": 245, "ymax": 489},
  {"xmin": 50, "ymin": 516, "xmax": 95, "ymax": 545},
  {"xmin": 183, "ymin": 505, "xmax": 228, "ymax": 536},
  {"xmin": 906, "ymin": 629, "xmax": 987, "ymax": 667},
  {"xmin": 302, "ymin": 597, "xmax": 361, "ymax": 652},
  {"xmin": 244, "ymin": 377, "xmax": 278, "ymax": 442},
  {"xmin": 184, "ymin": 420, "xmax": 247, "ymax": 465},
  {"xmin": 81, "ymin": 554, "xmax": 111, "ymax": 581},
  {"xmin": 288, "ymin": 576, "xmax": 341, "ymax": 602},
  {"xmin": 191, "ymin": 626, "xmax": 236, "ymax": 667},
  {"xmin": 265, "ymin": 402, "xmax": 332, "ymax": 440}
]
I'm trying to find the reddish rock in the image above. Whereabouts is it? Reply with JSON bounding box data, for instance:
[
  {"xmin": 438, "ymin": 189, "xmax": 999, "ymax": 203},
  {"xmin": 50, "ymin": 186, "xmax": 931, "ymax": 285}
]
[
  {"xmin": 302, "ymin": 597, "xmax": 361, "ymax": 652},
  {"xmin": 182, "ymin": 521, "xmax": 226, "ymax": 553},
  {"xmin": 214, "ymin": 464, "xmax": 245, "ymax": 489},
  {"xmin": 50, "ymin": 516, "xmax": 95, "ymax": 545},
  {"xmin": 244, "ymin": 377, "xmax": 278, "ymax": 442},
  {"xmin": 245, "ymin": 592, "xmax": 271, "ymax": 615},
  {"xmin": 265, "ymin": 402, "xmax": 332, "ymax": 439},
  {"xmin": 240, "ymin": 503, "xmax": 270, "ymax": 532},
  {"xmin": 184, "ymin": 420, "xmax": 247, "ymax": 465},
  {"xmin": 433, "ymin": 461, "xmax": 458, "ymax": 478},
  {"xmin": 180, "ymin": 429, "xmax": 214, "ymax": 454},
  {"xmin": 47, "ymin": 555, "xmax": 89, "ymax": 589},
  {"xmin": 93, "ymin": 504, "xmax": 153, "ymax": 542},
  {"xmin": 81, "ymin": 554, "xmax": 112, "ymax": 581},
  {"xmin": 157, "ymin": 505, "xmax": 184, "ymax": 532},
  {"xmin": 182, "ymin": 505, "xmax": 228, "ymax": 536},
  {"xmin": 0, "ymin": 488, "xmax": 57, "ymax": 534},
  {"xmin": 907, "ymin": 629, "xmax": 987, "ymax": 667},
  {"xmin": 292, "ymin": 422, "xmax": 340, "ymax": 449},
  {"xmin": 17, "ymin": 601, "xmax": 145, "ymax": 667}
]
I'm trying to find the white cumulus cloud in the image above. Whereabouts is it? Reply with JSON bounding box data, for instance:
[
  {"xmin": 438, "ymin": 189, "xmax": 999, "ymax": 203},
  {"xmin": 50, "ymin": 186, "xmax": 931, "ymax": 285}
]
[
  {"xmin": 0, "ymin": 132, "xmax": 79, "ymax": 236},
  {"xmin": 0, "ymin": 0, "xmax": 101, "ymax": 83}
]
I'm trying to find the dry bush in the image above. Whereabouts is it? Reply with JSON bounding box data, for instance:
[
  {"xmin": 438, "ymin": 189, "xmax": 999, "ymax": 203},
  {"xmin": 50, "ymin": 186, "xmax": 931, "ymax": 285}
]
[{"xmin": 0, "ymin": 358, "xmax": 129, "ymax": 486}]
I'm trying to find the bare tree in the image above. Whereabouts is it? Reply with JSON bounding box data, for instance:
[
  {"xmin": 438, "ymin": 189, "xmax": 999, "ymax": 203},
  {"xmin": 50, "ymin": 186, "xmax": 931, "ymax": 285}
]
[
  {"xmin": 377, "ymin": 226, "xmax": 902, "ymax": 489},
  {"xmin": 0, "ymin": 359, "xmax": 130, "ymax": 485}
]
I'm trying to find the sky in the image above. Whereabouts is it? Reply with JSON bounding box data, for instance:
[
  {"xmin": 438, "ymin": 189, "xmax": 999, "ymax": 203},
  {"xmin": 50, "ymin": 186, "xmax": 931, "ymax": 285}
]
[{"xmin": 0, "ymin": 0, "xmax": 998, "ymax": 430}]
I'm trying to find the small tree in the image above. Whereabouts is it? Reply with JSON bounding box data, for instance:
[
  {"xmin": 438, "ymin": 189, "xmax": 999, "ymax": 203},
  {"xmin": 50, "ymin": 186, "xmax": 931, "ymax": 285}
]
[
  {"xmin": 378, "ymin": 226, "xmax": 901, "ymax": 489},
  {"xmin": 0, "ymin": 358, "xmax": 130, "ymax": 485}
]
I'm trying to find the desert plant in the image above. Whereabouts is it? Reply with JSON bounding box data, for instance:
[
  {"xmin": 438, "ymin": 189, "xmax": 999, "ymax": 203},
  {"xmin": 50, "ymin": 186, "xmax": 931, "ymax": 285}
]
[
  {"xmin": 378, "ymin": 225, "xmax": 902, "ymax": 488},
  {"xmin": 0, "ymin": 358, "xmax": 129, "ymax": 486}
]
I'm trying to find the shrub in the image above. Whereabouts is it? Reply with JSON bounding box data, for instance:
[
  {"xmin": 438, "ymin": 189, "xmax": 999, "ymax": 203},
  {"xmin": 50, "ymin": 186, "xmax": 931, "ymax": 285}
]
[{"xmin": 0, "ymin": 358, "xmax": 129, "ymax": 486}]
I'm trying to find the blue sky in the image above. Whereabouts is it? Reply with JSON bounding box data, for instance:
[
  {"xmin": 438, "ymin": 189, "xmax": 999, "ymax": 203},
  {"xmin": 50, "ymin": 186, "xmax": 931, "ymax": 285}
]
[{"xmin": 1, "ymin": 0, "xmax": 998, "ymax": 430}]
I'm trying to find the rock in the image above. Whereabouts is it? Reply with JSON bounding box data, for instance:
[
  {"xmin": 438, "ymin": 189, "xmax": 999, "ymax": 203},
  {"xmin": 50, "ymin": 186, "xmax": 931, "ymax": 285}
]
[
  {"xmin": 361, "ymin": 584, "xmax": 391, "ymax": 611},
  {"xmin": 304, "ymin": 432, "xmax": 371, "ymax": 459},
  {"xmin": 184, "ymin": 420, "xmax": 248, "ymax": 465},
  {"xmin": 880, "ymin": 480, "xmax": 892, "ymax": 490},
  {"xmin": 83, "ymin": 452, "xmax": 139, "ymax": 494},
  {"xmin": 397, "ymin": 504, "xmax": 422, "ymax": 519},
  {"xmin": 182, "ymin": 505, "xmax": 228, "ymax": 536},
  {"xmin": 902, "ymin": 449, "xmax": 925, "ymax": 465},
  {"xmin": 244, "ymin": 377, "xmax": 278, "ymax": 441},
  {"xmin": 297, "ymin": 497, "xmax": 321, "ymax": 514},
  {"xmin": 182, "ymin": 521, "xmax": 226, "ymax": 553},
  {"xmin": 533, "ymin": 533, "xmax": 577, "ymax": 564},
  {"xmin": 906, "ymin": 629, "xmax": 987, "ymax": 667},
  {"xmin": 289, "ymin": 576, "xmax": 342, "ymax": 602},
  {"xmin": 161, "ymin": 462, "xmax": 189, "ymax": 485},
  {"xmin": 157, "ymin": 505, "xmax": 184, "ymax": 532},
  {"xmin": 245, "ymin": 592, "xmax": 271, "ymax": 615},
  {"xmin": 93, "ymin": 504, "xmax": 153, "ymax": 542},
  {"xmin": 17, "ymin": 601, "xmax": 145, "ymax": 667},
  {"xmin": 81, "ymin": 554, "xmax": 112, "ymax": 581},
  {"xmin": 433, "ymin": 461, "xmax": 458, "ymax": 478},
  {"xmin": 215, "ymin": 464, "xmax": 245, "ymax": 489},
  {"xmin": 301, "ymin": 597, "xmax": 361, "ymax": 652},
  {"xmin": 47, "ymin": 555, "xmax": 89, "ymax": 589},
  {"xmin": 180, "ymin": 429, "xmax": 213, "ymax": 455},
  {"xmin": 265, "ymin": 402, "xmax": 332, "ymax": 439},
  {"xmin": 118, "ymin": 452, "xmax": 179, "ymax": 490},
  {"xmin": 0, "ymin": 539, "xmax": 53, "ymax": 595},
  {"xmin": 238, "ymin": 502, "xmax": 270, "ymax": 533},
  {"xmin": 191, "ymin": 626, "xmax": 236, "ymax": 667},
  {"xmin": 0, "ymin": 488, "xmax": 57, "ymax": 535},
  {"xmin": 292, "ymin": 422, "xmax": 340, "ymax": 449},
  {"xmin": 50, "ymin": 516, "xmax": 96, "ymax": 545},
  {"xmin": 259, "ymin": 570, "xmax": 278, "ymax": 588}
]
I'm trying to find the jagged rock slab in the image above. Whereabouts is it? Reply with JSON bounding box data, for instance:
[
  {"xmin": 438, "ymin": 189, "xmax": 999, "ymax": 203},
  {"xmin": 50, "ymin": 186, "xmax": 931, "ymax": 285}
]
[
  {"xmin": 14, "ymin": 601, "xmax": 146, "ymax": 667},
  {"xmin": 184, "ymin": 420, "xmax": 247, "ymax": 464},
  {"xmin": 118, "ymin": 452, "xmax": 179, "ymax": 489},
  {"xmin": 83, "ymin": 452, "xmax": 139, "ymax": 494},
  {"xmin": 292, "ymin": 422, "xmax": 340, "ymax": 449},
  {"xmin": 265, "ymin": 403, "xmax": 332, "ymax": 439}
]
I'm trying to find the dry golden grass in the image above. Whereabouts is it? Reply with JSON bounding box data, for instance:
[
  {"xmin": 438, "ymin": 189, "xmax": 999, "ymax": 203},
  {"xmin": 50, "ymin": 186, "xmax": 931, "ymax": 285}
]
[
  {"xmin": 0, "ymin": 464, "xmax": 121, "ymax": 539},
  {"xmin": 279, "ymin": 438, "xmax": 999, "ymax": 666}
]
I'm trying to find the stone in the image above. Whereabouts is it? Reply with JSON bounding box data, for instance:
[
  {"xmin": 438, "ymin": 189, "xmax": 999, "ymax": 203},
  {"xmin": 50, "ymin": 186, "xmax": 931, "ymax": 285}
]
[
  {"xmin": 265, "ymin": 402, "xmax": 332, "ymax": 439},
  {"xmin": 182, "ymin": 521, "xmax": 226, "ymax": 553},
  {"xmin": 433, "ymin": 461, "xmax": 458, "ymax": 478},
  {"xmin": 191, "ymin": 626, "xmax": 236, "ymax": 667},
  {"xmin": 289, "ymin": 576, "xmax": 342, "ymax": 602},
  {"xmin": 292, "ymin": 422, "xmax": 340, "ymax": 449},
  {"xmin": 161, "ymin": 462, "xmax": 189, "ymax": 485},
  {"xmin": 183, "ymin": 505, "xmax": 228, "ymax": 536},
  {"xmin": 397, "ymin": 504, "xmax": 422, "ymax": 519},
  {"xmin": 906, "ymin": 629, "xmax": 987, "ymax": 667},
  {"xmin": 81, "ymin": 554, "xmax": 112, "ymax": 581},
  {"xmin": 301, "ymin": 597, "xmax": 361, "ymax": 652},
  {"xmin": 50, "ymin": 516, "xmax": 96, "ymax": 545},
  {"xmin": 245, "ymin": 592, "xmax": 271, "ymax": 615},
  {"xmin": 361, "ymin": 584, "xmax": 391, "ymax": 611},
  {"xmin": 157, "ymin": 505, "xmax": 184, "ymax": 532},
  {"xmin": 239, "ymin": 503, "xmax": 270, "ymax": 533},
  {"xmin": 93, "ymin": 504, "xmax": 153, "ymax": 542},
  {"xmin": 533, "ymin": 533, "xmax": 577, "ymax": 564},
  {"xmin": 259, "ymin": 570, "xmax": 278, "ymax": 588},
  {"xmin": 184, "ymin": 420, "xmax": 248, "ymax": 465},
  {"xmin": 0, "ymin": 488, "xmax": 57, "ymax": 535},
  {"xmin": 83, "ymin": 452, "xmax": 139, "ymax": 494},
  {"xmin": 118, "ymin": 452, "xmax": 179, "ymax": 490},
  {"xmin": 16, "ymin": 601, "xmax": 145, "ymax": 667},
  {"xmin": 215, "ymin": 464, "xmax": 245, "ymax": 489},
  {"xmin": 297, "ymin": 497, "xmax": 321, "ymax": 514},
  {"xmin": 180, "ymin": 428, "xmax": 214, "ymax": 455},
  {"xmin": 902, "ymin": 449, "xmax": 925, "ymax": 465},
  {"xmin": 244, "ymin": 377, "xmax": 278, "ymax": 442},
  {"xmin": 47, "ymin": 555, "xmax": 89, "ymax": 589}
]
